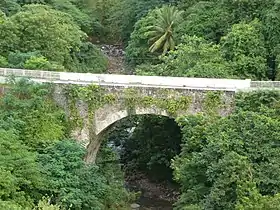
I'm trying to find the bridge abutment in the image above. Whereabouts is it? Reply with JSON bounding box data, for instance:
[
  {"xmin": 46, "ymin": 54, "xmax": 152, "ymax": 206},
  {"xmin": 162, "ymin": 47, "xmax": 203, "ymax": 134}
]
[{"xmin": 84, "ymin": 132, "xmax": 104, "ymax": 163}]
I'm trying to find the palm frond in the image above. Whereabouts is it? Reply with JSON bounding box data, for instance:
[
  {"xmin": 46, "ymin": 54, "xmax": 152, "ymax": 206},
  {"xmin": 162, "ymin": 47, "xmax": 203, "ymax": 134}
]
[
  {"xmin": 163, "ymin": 39, "xmax": 170, "ymax": 54},
  {"xmin": 169, "ymin": 36, "xmax": 175, "ymax": 51},
  {"xmin": 149, "ymin": 32, "xmax": 168, "ymax": 53},
  {"xmin": 146, "ymin": 5, "xmax": 183, "ymax": 54}
]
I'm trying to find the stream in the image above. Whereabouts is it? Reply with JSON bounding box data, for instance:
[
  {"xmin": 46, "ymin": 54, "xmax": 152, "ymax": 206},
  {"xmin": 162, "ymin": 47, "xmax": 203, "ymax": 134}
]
[
  {"xmin": 137, "ymin": 196, "xmax": 173, "ymax": 210},
  {"xmin": 126, "ymin": 177, "xmax": 178, "ymax": 210}
]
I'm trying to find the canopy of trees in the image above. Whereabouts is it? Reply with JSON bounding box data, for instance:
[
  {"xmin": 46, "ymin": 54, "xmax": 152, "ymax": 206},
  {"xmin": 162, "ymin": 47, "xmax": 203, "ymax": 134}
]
[
  {"xmin": 1, "ymin": 0, "xmax": 279, "ymax": 80},
  {"xmin": 0, "ymin": 1, "xmax": 108, "ymax": 73},
  {"xmin": 126, "ymin": 0, "xmax": 280, "ymax": 81},
  {"xmin": 1, "ymin": 0, "xmax": 280, "ymax": 209}
]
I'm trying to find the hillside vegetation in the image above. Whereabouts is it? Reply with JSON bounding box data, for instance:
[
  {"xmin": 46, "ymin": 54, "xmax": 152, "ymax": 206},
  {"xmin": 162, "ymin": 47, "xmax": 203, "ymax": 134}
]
[{"xmin": 1, "ymin": 1, "xmax": 280, "ymax": 209}]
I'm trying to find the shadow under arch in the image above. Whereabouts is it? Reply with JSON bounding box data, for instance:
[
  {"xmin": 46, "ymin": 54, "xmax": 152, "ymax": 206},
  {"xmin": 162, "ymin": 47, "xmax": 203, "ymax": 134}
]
[
  {"xmin": 103, "ymin": 114, "xmax": 182, "ymax": 179},
  {"xmin": 90, "ymin": 113, "xmax": 182, "ymax": 208}
]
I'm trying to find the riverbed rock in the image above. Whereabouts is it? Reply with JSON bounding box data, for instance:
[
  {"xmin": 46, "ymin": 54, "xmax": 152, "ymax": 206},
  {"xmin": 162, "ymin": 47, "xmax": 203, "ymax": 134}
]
[
  {"xmin": 100, "ymin": 44, "xmax": 125, "ymax": 57},
  {"xmin": 131, "ymin": 203, "xmax": 140, "ymax": 209},
  {"xmin": 98, "ymin": 44, "xmax": 126, "ymax": 74}
]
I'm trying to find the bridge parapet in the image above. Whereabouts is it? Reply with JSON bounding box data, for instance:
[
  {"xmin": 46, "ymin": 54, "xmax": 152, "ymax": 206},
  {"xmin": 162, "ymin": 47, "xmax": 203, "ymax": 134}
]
[
  {"xmin": 2, "ymin": 68, "xmax": 280, "ymax": 91},
  {"xmin": 0, "ymin": 68, "xmax": 253, "ymax": 91},
  {"xmin": 0, "ymin": 68, "xmax": 60, "ymax": 80},
  {"xmin": 251, "ymin": 81, "xmax": 280, "ymax": 89}
]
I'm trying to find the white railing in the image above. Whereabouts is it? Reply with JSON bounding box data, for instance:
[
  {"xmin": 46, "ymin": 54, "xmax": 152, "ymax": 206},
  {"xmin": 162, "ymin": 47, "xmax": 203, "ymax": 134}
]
[{"xmin": 1, "ymin": 68, "xmax": 279, "ymax": 91}]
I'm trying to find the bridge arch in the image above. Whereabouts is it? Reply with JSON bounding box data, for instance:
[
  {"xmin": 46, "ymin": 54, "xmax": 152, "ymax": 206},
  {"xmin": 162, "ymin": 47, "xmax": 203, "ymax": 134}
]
[
  {"xmin": 86, "ymin": 108, "xmax": 176, "ymax": 164},
  {"xmin": 53, "ymin": 84, "xmax": 235, "ymax": 163},
  {"xmin": 95, "ymin": 104, "xmax": 172, "ymax": 136},
  {"xmin": 85, "ymin": 102, "xmax": 190, "ymax": 163}
]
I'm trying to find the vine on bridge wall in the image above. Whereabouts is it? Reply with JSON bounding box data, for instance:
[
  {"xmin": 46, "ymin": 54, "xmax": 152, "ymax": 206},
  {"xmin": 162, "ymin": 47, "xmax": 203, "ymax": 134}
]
[{"xmin": 63, "ymin": 84, "xmax": 225, "ymax": 135}]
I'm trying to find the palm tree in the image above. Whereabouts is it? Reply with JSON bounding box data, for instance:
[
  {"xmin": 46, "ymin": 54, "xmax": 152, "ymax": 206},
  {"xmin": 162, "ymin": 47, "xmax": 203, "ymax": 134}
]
[{"xmin": 145, "ymin": 6, "xmax": 183, "ymax": 54}]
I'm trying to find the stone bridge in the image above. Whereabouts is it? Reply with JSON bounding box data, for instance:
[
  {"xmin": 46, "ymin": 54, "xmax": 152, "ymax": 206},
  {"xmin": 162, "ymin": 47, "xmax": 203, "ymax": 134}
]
[{"xmin": 0, "ymin": 68, "xmax": 280, "ymax": 163}]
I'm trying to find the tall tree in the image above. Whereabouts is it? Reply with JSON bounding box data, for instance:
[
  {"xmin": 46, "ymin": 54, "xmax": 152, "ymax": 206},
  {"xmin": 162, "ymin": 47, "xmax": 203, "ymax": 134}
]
[
  {"xmin": 221, "ymin": 20, "xmax": 268, "ymax": 80},
  {"xmin": 136, "ymin": 35, "xmax": 232, "ymax": 78},
  {"xmin": 175, "ymin": 2, "xmax": 232, "ymax": 43},
  {"xmin": 0, "ymin": 4, "xmax": 85, "ymax": 65}
]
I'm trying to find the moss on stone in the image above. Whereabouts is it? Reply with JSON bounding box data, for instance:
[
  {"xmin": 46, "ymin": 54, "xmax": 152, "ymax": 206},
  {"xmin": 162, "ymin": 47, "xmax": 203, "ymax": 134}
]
[{"xmin": 64, "ymin": 85, "xmax": 225, "ymax": 132}]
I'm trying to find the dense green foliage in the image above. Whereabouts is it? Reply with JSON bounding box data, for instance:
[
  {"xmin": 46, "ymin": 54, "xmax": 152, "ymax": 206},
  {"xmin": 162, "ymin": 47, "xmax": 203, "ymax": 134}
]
[
  {"xmin": 0, "ymin": 5, "xmax": 84, "ymax": 64},
  {"xmin": 2, "ymin": 0, "xmax": 279, "ymax": 79},
  {"xmin": 136, "ymin": 35, "xmax": 232, "ymax": 78},
  {"xmin": 0, "ymin": 2, "xmax": 108, "ymax": 73},
  {"xmin": 126, "ymin": 0, "xmax": 280, "ymax": 80},
  {"xmin": 0, "ymin": 79, "xmax": 66, "ymax": 149},
  {"xmin": 172, "ymin": 91, "xmax": 280, "ymax": 209},
  {"xmin": 1, "ymin": 0, "xmax": 280, "ymax": 209},
  {"xmin": 105, "ymin": 0, "xmax": 174, "ymax": 43},
  {"xmin": 39, "ymin": 140, "xmax": 131, "ymax": 209},
  {"xmin": 109, "ymin": 115, "xmax": 182, "ymax": 182},
  {"xmin": 0, "ymin": 80, "xmax": 131, "ymax": 209}
]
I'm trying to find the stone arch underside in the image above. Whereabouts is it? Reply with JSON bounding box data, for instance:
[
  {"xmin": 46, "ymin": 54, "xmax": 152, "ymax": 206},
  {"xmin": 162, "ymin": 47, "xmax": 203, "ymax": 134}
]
[
  {"xmin": 84, "ymin": 104, "xmax": 178, "ymax": 163},
  {"xmin": 94, "ymin": 104, "xmax": 171, "ymax": 136},
  {"xmin": 69, "ymin": 103, "xmax": 175, "ymax": 149}
]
